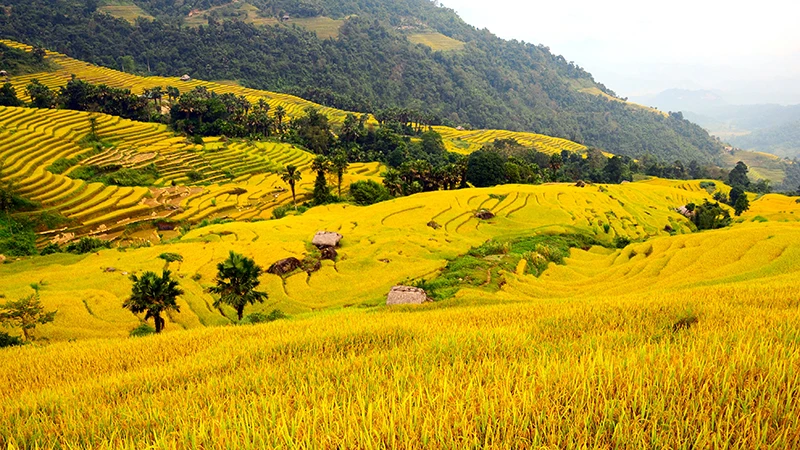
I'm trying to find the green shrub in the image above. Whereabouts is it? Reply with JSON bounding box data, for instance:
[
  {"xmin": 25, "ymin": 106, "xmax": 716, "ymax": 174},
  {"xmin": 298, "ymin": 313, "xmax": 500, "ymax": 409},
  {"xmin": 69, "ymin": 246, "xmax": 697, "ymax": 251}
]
[
  {"xmin": 350, "ymin": 180, "xmax": 391, "ymax": 206},
  {"xmin": 242, "ymin": 310, "xmax": 287, "ymax": 324},
  {"xmin": 186, "ymin": 170, "xmax": 204, "ymax": 182},
  {"xmin": 614, "ymin": 236, "xmax": 632, "ymax": 249},
  {"xmin": 602, "ymin": 223, "xmax": 610, "ymax": 233},
  {"xmin": 129, "ymin": 323, "xmax": 155, "ymax": 337},
  {"xmin": 39, "ymin": 243, "xmax": 61, "ymax": 256},
  {"xmin": 65, "ymin": 237, "xmax": 111, "ymax": 254},
  {"xmin": 158, "ymin": 253, "xmax": 183, "ymax": 263},
  {"xmin": 0, "ymin": 331, "xmax": 23, "ymax": 348}
]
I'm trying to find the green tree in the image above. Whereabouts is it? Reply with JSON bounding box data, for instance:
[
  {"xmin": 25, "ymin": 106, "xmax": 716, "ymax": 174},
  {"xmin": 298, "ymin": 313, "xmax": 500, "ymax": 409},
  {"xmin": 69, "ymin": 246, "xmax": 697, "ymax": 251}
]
[
  {"xmin": 0, "ymin": 292, "xmax": 56, "ymax": 341},
  {"xmin": 465, "ymin": 150, "xmax": 506, "ymax": 187},
  {"xmin": 728, "ymin": 161, "xmax": 750, "ymax": 189},
  {"xmin": 734, "ymin": 193, "xmax": 750, "ymax": 216},
  {"xmin": 350, "ymin": 180, "xmax": 391, "ymax": 205},
  {"xmin": 280, "ymin": 164, "xmax": 302, "ymax": 208},
  {"xmin": 25, "ymin": 79, "xmax": 55, "ymax": 108},
  {"xmin": 330, "ymin": 150, "xmax": 349, "ymax": 196},
  {"xmin": 382, "ymin": 168, "xmax": 404, "ymax": 196},
  {"xmin": 123, "ymin": 270, "xmax": 182, "ymax": 333},
  {"xmin": 0, "ymin": 82, "xmax": 22, "ymax": 107},
  {"xmin": 209, "ymin": 251, "xmax": 268, "ymax": 321},
  {"xmin": 273, "ymin": 105, "xmax": 287, "ymax": 136},
  {"xmin": 311, "ymin": 155, "xmax": 332, "ymax": 205},
  {"xmin": 692, "ymin": 200, "xmax": 732, "ymax": 230},
  {"xmin": 166, "ymin": 86, "xmax": 180, "ymax": 102}
]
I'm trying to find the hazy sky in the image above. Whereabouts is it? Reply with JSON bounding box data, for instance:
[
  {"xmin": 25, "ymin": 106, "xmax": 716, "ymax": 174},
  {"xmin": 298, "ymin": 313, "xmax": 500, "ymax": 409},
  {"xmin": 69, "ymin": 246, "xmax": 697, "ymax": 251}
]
[{"xmin": 441, "ymin": 0, "xmax": 800, "ymax": 104}]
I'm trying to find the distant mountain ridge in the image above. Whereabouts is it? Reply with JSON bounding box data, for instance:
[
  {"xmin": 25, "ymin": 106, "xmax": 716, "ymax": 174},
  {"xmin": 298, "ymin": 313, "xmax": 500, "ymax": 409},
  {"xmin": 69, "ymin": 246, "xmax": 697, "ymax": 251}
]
[
  {"xmin": 637, "ymin": 88, "xmax": 800, "ymax": 158},
  {"xmin": 0, "ymin": 0, "xmax": 723, "ymax": 162}
]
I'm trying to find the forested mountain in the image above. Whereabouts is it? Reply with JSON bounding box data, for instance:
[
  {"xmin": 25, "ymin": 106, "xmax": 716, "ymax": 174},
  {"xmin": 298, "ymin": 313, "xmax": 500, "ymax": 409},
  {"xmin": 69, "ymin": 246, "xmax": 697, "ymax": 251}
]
[
  {"xmin": 0, "ymin": 0, "xmax": 723, "ymax": 162},
  {"xmin": 729, "ymin": 121, "xmax": 800, "ymax": 159}
]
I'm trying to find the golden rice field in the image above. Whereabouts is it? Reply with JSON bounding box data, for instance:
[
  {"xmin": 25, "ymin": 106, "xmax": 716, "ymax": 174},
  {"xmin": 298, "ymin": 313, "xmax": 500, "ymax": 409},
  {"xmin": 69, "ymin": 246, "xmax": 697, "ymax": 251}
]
[
  {"xmin": 2, "ymin": 180, "xmax": 800, "ymax": 447},
  {"xmin": 408, "ymin": 32, "xmax": 466, "ymax": 52},
  {"xmin": 0, "ymin": 106, "xmax": 382, "ymax": 242},
  {"xmin": 0, "ymin": 39, "xmax": 587, "ymax": 156}
]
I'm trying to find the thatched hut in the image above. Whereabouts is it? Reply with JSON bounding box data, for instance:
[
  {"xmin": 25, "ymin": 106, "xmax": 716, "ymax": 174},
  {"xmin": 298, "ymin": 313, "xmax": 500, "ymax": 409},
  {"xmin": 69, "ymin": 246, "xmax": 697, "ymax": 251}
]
[
  {"xmin": 475, "ymin": 209, "xmax": 495, "ymax": 220},
  {"xmin": 180, "ymin": 74, "xmax": 191, "ymax": 82},
  {"xmin": 386, "ymin": 286, "xmax": 429, "ymax": 306},
  {"xmin": 312, "ymin": 231, "xmax": 343, "ymax": 248},
  {"xmin": 267, "ymin": 257, "xmax": 301, "ymax": 276}
]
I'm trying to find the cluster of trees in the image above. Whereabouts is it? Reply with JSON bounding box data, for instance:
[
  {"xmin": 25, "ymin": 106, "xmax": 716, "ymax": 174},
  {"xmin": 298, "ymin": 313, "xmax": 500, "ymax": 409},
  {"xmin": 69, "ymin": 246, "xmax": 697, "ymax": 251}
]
[
  {"xmin": 0, "ymin": 0, "xmax": 724, "ymax": 163},
  {"xmin": 709, "ymin": 162, "xmax": 755, "ymax": 216},
  {"xmin": 17, "ymin": 76, "xmax": 152, "ymax": 121},
  {"xmin": 124, "ymin": 251, "xmax": 273, "ymax": 334},
  {"xmin": 171, "ymin": 87, "xmax": 286, "ymax": 138}
]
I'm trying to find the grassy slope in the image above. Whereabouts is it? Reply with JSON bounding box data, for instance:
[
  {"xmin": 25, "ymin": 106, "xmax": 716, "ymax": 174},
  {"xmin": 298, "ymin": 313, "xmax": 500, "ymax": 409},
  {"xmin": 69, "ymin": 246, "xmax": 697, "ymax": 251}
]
[
  {"xmin": 2, "ymin": 178, "xmax": 797, "ymax": 341},
  {"xmin": 2, "ymin": 181, "xmax": 800, "ymax": 447}
]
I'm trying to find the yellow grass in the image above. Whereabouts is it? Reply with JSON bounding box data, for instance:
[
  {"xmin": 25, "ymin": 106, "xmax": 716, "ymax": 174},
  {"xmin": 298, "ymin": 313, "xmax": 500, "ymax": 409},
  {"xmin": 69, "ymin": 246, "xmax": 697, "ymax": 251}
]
[
  {"xmin": 2, "ymin": 180, "xmax": 800, "ymax": 447},
  {"xmin": 408, "ymin": 32, "xmax": 466, "ymax": 52}
]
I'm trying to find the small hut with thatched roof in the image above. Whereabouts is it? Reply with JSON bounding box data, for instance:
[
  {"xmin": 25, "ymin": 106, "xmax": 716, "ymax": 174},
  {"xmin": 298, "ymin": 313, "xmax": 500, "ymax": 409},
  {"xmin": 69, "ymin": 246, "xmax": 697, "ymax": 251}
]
[
  {"xmin": 386, "ymin": 286, "xmax": 429, "ymax": 305},
  {"xmin": 180, "ymin": 74, "xmax": 191, "ymax": 82}
]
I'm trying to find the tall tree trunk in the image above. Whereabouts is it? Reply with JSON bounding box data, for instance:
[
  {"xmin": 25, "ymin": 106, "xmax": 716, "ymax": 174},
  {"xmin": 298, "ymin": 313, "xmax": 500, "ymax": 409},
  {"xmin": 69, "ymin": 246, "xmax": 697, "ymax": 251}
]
[
  {"xmin": 237, "ymin": 306, "xmax": 244, "ymax": 322},
  {"xmin": 154, "ymin": 314, "xmax": 164, "ymax": 333}
]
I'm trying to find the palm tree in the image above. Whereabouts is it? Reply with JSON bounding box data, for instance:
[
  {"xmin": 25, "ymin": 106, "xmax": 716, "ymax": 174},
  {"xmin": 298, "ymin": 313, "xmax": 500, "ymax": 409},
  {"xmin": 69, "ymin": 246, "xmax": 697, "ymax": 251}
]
[
  {"xmin": 273, "ymin": 105, "xmax": 286, "ymax": 136},
  {"xmin": 331, "ymin": 150, "xmax": 349, "ymax": 196},
  {"xmin": 166, "ymin": 86, "xmax": 180, "ymax": 103},
  {"xmin": 123, "ymin": 270, "xmax": 183, "ymax": 333},
  {"xmin": 281, "ymin": 164, "xmax": 302, "ymax": 208},
  {"xmin": 209, "ymin": 252, "xmax": 268, "ymax": 321}
]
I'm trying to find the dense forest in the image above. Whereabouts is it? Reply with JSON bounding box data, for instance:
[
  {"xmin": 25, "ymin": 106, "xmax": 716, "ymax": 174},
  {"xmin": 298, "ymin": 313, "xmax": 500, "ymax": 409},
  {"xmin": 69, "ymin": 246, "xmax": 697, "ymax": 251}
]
[{"xmin": 0, "ymin": 0, "xmax": 724, "ymax": 163}]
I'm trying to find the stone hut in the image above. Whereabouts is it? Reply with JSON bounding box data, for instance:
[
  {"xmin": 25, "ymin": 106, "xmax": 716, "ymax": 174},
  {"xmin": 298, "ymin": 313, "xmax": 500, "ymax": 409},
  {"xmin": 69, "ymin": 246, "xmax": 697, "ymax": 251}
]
[
  {"xmin": 386, "ymin": 286, "xmax": 429, "ymax": 306},
  {"xmin": 312, "ymin": 231, "xmax": 343, "ymax": 249}
]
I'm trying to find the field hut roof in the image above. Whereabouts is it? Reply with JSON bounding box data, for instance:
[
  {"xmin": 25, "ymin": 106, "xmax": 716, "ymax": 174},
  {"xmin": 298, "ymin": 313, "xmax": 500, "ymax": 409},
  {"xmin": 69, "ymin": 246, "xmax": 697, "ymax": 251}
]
[
  {"xmin": 386, "ymin": 286, "xmax": 429, "ymax": 305},
  {"xmin": 312, "ymin": 231, "xmax": 343, "ymax": 248},
  {"xmin": 0, "ymin": 70, "xmax": 7, "ymax": 77},
  {"xmin": 180, "ymin": 74, "xmax": 191, "ymax": 81}
]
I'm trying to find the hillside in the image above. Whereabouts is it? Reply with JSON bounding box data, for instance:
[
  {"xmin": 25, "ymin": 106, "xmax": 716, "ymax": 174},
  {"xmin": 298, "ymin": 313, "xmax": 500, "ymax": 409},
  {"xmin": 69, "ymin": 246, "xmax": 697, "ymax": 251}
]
[
  {"xmin": 729, "ymin": 120, "xmax": 800, "ymax": 159},
  {"xmin": 0, "ymin": 0, "xmax": 723, "ymax": 162},
  {"xmin": 3, "ymin": 180, "xmax": 800, "ymax": 446},
  {"xmin": 2, "ymin": 177, "xmax": 797, "ymax": 340}
]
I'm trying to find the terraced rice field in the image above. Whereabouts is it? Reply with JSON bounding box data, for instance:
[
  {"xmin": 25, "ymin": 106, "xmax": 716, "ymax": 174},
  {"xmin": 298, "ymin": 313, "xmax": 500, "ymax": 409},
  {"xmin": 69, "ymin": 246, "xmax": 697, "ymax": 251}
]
[
  {"xmin": 434, "ymin": 126, "xmax": 587, "ymax": 156},
  {"xmin": 0, "ymin": 106, "xmax": 382, "ymax": 241},
  {"xmin": 1, "ymin": 178, "xmax": 785, "ymax": 340},
  {"xmin": 0, "ymin": 39, "xmax": 589, "ymax": 155},
  {"xmin": 2, "ymin": 179, "xmax": 800, "ymax": 447}
]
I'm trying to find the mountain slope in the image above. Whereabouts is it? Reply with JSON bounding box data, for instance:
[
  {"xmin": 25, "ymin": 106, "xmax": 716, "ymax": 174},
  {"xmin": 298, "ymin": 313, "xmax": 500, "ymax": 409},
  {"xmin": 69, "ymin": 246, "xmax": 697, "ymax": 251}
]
[
  {"xmin": 0, "ymin": 0, "xmax": 723, "ymax": 162},
  {"xmin": 729, "ymin": 120, "xmax": 800, "ymax": 158}
]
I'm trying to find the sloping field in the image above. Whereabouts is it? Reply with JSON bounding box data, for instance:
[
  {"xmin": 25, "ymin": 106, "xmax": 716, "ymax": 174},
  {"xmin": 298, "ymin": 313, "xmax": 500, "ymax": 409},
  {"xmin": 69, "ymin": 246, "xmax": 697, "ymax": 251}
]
[
  {"xmin": 408, "ymin": 32, "xmax": 466, "ymax": 51},
  {"xmin": 0, "ymin": 106, "xmax": 382, "ymax": 240},
  {"xmin": 2, "ymin": 178, "xmax": 794, "ymax": 341},
  {"xmin": 2, "ymin": 181, "xmax": 800, "ymax": 447},
  {"xmin": 0, "ymin": 39, "xmax": 587, "ymax": 155}
]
